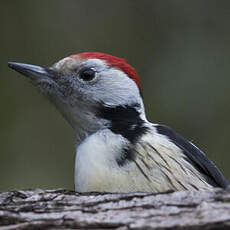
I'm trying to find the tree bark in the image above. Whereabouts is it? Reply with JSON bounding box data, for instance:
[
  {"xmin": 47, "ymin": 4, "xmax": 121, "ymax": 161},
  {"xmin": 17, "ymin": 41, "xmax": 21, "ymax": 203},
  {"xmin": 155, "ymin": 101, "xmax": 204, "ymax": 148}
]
[{"xmin": 0, "ymin": 188, "xmax": 230, "ymax": 230}]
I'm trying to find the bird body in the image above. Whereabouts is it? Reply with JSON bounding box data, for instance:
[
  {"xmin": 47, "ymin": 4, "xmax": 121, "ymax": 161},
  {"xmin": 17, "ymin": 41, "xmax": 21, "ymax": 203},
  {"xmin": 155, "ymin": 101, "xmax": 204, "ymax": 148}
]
[
  {"xmin": 75, "ymin": 126, "xmax": 214, "ymax": 192},
  {"xmin": 8, "ymin": 52, "xmax": 230, "ymax": 192}
]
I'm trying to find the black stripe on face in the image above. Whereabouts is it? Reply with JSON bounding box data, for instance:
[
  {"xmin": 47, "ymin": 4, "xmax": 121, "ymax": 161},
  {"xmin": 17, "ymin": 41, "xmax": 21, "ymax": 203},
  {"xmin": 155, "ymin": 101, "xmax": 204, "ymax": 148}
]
[
  {"xmin": 155, "ymin": 124, "xmax": 230, "ymax": 189},
  {"xmin": 96, "ymin": 104, "xmax": 149, "ymax": 144}
]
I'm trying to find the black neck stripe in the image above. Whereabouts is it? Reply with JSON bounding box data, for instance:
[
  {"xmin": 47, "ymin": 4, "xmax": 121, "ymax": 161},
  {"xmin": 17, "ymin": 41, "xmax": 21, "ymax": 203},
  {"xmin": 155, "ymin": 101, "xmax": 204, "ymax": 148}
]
[{"xmin": 96, "ymin": 103, "xmax": 148, "ymax": 144}]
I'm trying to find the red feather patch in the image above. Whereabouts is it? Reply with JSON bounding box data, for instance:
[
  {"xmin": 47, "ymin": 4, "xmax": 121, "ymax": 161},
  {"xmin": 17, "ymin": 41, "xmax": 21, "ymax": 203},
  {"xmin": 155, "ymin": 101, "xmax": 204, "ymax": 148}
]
[{"xmin": 71, "ymin": 52, "xmax": 141, "ymax": 92}]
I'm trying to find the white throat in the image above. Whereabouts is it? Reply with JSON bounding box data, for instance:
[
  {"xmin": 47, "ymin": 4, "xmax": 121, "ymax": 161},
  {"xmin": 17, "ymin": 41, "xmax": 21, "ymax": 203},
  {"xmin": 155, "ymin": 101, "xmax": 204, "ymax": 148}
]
[{"xmin": 75, "ymin": 129, "xmax": 130, "ymax": 192}]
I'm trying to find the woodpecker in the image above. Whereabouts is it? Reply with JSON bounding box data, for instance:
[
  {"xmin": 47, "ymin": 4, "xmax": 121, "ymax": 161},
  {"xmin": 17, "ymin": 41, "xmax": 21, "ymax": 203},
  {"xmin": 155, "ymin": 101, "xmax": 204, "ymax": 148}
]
[{"xmin": 8, "ymin": 52, "xmax": 230, "ymax": 193}]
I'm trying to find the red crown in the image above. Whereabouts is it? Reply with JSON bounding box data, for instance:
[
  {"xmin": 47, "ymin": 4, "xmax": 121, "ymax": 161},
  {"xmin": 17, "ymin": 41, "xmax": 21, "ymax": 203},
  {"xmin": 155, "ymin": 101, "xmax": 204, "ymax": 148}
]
[{"xmin": 71, "ymin": 52, "xmax": 141, "ymax": 92}]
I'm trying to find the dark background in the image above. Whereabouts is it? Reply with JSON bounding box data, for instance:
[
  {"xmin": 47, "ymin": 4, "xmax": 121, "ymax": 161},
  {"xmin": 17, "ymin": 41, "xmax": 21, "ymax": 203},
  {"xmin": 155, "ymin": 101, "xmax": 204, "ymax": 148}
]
[{"xmin": 1, "ymin": 0, "xmax": 230, "ymax": 191}]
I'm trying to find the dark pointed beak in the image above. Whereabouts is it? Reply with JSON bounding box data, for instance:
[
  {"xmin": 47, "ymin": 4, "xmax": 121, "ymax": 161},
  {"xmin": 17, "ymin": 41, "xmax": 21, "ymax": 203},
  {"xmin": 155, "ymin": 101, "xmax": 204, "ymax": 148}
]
[{"xmin": 8, "ymin": 62, "xmax": 53, "ymax": 81}]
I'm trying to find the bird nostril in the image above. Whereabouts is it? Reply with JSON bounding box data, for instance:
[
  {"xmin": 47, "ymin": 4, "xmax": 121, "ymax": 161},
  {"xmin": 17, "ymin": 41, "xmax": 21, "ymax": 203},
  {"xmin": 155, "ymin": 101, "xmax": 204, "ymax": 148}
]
[
  {"xmin": 37, "ymin": 81, "xmax": 52, "ymax": 91},
  {"xmin": 45, "ymin": 67, "xmax": 59, "ymax": 80}
]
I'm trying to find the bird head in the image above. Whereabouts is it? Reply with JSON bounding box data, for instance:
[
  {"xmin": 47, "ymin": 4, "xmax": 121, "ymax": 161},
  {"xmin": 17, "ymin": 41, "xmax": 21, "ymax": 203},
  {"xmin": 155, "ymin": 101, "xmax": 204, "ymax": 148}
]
[{"xmin": 8, "ymin": 52, "xmax": 146, "ymax": 140}]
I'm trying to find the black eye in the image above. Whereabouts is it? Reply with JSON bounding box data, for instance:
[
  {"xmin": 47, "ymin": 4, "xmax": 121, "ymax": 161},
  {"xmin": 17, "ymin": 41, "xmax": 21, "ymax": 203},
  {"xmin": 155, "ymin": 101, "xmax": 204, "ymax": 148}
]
[{"xmin": 79, "ymin": 68, "xmax": 96, "ymax": 81}]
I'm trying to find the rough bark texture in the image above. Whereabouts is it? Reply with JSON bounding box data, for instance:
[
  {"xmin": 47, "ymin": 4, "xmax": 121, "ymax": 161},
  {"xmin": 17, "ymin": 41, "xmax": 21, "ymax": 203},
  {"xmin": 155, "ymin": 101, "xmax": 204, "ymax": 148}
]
[{"xmin": 0, "ymin": 188, "xmax": 230, "ymax": 230}]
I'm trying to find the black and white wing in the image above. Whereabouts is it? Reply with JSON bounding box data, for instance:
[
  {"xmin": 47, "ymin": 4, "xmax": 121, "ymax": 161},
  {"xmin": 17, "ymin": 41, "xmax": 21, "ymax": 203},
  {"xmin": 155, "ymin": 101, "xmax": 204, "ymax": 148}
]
[{"xmin": 132, "ymin": 124, "xmax": 230, "ymax": 192}]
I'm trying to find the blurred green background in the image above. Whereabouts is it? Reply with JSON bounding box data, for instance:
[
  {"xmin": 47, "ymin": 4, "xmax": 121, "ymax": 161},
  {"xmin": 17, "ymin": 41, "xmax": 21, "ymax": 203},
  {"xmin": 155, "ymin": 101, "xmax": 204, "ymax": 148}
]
[{"xmin": 1, "ymin": 0, "xmax": 230, "ymax": 191}]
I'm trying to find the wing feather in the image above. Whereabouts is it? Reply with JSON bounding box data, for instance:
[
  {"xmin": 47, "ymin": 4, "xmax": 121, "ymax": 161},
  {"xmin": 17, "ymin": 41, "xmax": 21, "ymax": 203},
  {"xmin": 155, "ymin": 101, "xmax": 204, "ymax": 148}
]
[{"xmin": 154, "ymin": 124, "xmax": 229, "ymax": 189}]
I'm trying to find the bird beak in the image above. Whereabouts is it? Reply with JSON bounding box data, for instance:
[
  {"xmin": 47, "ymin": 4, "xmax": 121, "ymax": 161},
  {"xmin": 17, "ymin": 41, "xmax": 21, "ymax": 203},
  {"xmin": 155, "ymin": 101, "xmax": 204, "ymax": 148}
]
[{"xmin": 8, "ymin": 62, "xmax": 53, "ymax": 81}]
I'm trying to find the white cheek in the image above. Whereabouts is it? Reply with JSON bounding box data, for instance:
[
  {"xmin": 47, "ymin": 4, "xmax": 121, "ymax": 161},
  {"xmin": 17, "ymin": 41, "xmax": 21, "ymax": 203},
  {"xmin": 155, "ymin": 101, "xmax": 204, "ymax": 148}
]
[
  {"xmin": 94, "ymin": 69, "xmax": 141, "ymax": 106},
  {"xmin": 78, "ymin": 59, "xmax": 142, "ymax": 107}
]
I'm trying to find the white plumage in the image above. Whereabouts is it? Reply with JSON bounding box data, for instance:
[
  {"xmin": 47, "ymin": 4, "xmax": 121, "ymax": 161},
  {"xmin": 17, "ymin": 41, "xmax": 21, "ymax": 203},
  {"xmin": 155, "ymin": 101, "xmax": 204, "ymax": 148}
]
[{"xmin": 75, "ymin": 125, "xmax": 213, "ymax": 192}]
